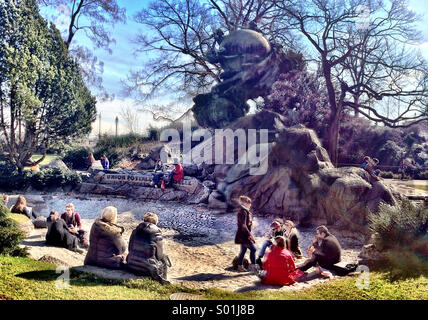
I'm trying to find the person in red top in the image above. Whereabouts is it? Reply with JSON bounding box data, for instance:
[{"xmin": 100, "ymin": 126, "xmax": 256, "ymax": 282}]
[
  {"xmin": 259, "ymin": 236, "xmax": 301, "ymax": 286},
  {"xmin": 167, "ymin": 158, "xmax": 184, "ymax": 186}
]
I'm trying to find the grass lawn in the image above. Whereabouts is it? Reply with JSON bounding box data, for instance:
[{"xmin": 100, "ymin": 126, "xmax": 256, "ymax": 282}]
[
  {"xmin": 411, "ymin": 185, "xmax": 428, "ymax": 192},
  {"xmin": 30, "ymin": 154, "xmax": 59, "ymax": 167},
  {"xmin": 0, "ymin": 255, "xmax": 427, "ymax": 300}
]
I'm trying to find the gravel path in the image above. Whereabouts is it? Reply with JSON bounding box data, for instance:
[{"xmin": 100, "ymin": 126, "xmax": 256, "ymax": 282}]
[{"xmin": 21, "ymin": 193, "xmax": 363, "ymax": 292}]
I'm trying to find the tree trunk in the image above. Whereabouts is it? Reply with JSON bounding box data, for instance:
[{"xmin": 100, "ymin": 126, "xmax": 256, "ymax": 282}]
[{"xmin": 327, "ymin": 111, "xmax": 341, "ymax": 167}]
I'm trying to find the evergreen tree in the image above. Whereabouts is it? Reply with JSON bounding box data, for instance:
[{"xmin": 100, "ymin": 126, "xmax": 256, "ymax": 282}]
[{"xmin": 0, "ymin": 0, "xmax": 97, "ymax": 172}]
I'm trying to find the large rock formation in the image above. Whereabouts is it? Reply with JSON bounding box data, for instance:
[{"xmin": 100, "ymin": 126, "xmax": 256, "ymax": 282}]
[{"xmin": 186, "ymin": 110, "xmax": 397, "ymax": 231}]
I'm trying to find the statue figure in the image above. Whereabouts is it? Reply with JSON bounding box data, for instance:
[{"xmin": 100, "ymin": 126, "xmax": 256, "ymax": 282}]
[{"xmin": 194, "ymin": 27, "xmax": 300, "ymax": 128}]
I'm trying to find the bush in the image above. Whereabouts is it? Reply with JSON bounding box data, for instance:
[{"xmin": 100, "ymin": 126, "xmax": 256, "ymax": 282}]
[
  {"xmin": 96, "ymin": 133, "xmax": 142, "ymax": 149},
  {"xmin": 0, "ymin": 201, "xmax": 26, "ymax": 257},
  {"xmin": 29, "ymin": 167, "xmax": 82, "ymax": 190},
  {"xmin": 368, "ymin": 200, "xmax": 428, "ymax": 278},
  {"xmin": 0, "ymin": 155, "xmax": 31, "ymax": 191},
  {"xmin": 63, "ymin": 146, "xmax": 92, "ymax": 170},
  {"xmin": 379, "ymin": 171, "xmax": 394, "ymax": 179}
]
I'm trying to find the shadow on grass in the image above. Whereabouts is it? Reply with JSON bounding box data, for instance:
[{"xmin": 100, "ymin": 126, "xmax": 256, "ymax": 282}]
[
  {"xmin": 16, "ymin": 270, "xmax": 58, "ymax": 281},
  {"xmin": 175, "ymin": 272, "xmax": 249, "ymax": 282}
]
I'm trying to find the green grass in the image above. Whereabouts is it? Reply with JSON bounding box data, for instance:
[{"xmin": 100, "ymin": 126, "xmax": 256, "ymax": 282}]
[
  {"xmin": 30, "ymin": 154, "xmax": 59, "ymax": 166},
  {"xmin": 8, "ymin": 213, "xmax": 30, "ymax": 225},
  {"xmin": 411, "ymin": 185, "xmax": 428, "ymax": 192},
  {"xmin": 0, "ymin": 255, "xmax": 427, "ymax": 300}
]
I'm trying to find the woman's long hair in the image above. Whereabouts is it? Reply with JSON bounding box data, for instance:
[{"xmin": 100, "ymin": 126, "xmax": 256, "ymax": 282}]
[
  {"xmin": 284, "ymin": 220, "xmax": 299, "ymax": 237},
  {"xmin": 11, "ymin": 196, "xmax": 26, "ymax": 212}
]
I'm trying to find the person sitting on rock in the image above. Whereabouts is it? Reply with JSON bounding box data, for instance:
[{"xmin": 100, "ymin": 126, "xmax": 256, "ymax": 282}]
[
  {"xmin": 84, "ymin": 206, "xmax": 127, "ymax": 269},
  {"xmin": 101, "ymin": 154, "xmax": 109, "ymax": 170},
  {"xmin": 126, "ymin": 212, "xmax": 171, "ymax": 284},
  {"xmin": 362, "ymin": 156, "xmax": 380, "ymax": 181},
  {"xmin": 2, "ymin": 194, "xmax": 8, "ymax": 207},
  {"xmin": 10, "ymin": 195, "xmax": 38, "ymax": 219},
  {"xmin": 167, "ymin": 158, "xmax": 184, "ymax": 187},
  {"xmin": 296, "ymin": 225, "xmax": 353, "ymax": 277},
  {"xmin": 152, "ymin": 160, "xmax": 165, "ymax": 188},
  {"xmin": 256, "ymin": 220, "xmax": 285, "ymax": 268},
  {"xmin": 61, "ymin": 203, "xmax": 89, "ymax": 248},
  {"xmin": 46, "ymin": 210, "xmax": 83, "ymax": 253},
  {"xmin": 234, "ymin": 195, "xmax": 257, "ymax": 272},
  {"xmin": 257, "ymin": 236, "xmax": 301, "ymax": 286},
  {"xmin": 284, "ymin": 220, "xmax": 303, "ymax": 259}
]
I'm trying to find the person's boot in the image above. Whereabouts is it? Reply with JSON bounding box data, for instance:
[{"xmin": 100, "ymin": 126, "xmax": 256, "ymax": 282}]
[
  {"xmin": 237, "ymin": 265, "xmax": 247, "ymax": 272},
  {"xmin": 73, "ymin": 247, "xmax": 85, "ymax": 254},
  {"xmin": 256, "ymin": 257, "xmax": 263, "ymax": 268},
  {"xmin": 248, "ymin": 264, "xmax": 258, "ymax": 274}
]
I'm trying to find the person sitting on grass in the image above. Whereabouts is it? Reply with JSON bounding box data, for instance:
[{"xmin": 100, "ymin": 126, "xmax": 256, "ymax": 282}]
[
  {"xmin": 84, "ymin": 206, "xmax": 127, "ymax": 269},
  {"xmin": 296, "ymin": 225, "xmax": 354, "ymax": 278},
  {"xmin": 256, "ymin": 220, "xmax": 285, "ymax": 268},
  {"xmin": 257, "ymin": 236, "xmax": 301, "ymax": 286},
  {"xmin": 10, "ymin": 195, "xmax": 38, "ymax": 219},
  {"xmin": 46, "ymin": 210, "xmax": 83, "ymax": 253},
  {"xmin": 61, "ymin": 203, "xmax": 89, "ymax": 248},
  {"xmin": 126, "ymin": 212, "xmax": 171, "ymax": 284}
]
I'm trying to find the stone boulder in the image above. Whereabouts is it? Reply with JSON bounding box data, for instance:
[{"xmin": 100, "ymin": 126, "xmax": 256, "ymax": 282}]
[
  {"xmin": 9, "ymin": 214, "xmax": 34, "ymax": 236},
  {"xmin": 41, "ymin": 159, "xmax": 69, "ymax": 171},
  {"xmin": 33, "ymin": 216, "xmax": 47, "ymax": 229},
  {"xmin": 358, "ymin": 244, "xmax": 386, "ymax": 266}
]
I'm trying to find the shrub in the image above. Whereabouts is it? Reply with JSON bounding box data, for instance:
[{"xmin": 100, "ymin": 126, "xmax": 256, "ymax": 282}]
[
  {"xmin": 0, "ymin": 201, "xmax": 27, "ymax": 256},
  {"xmin": 369, "ymin": 200, "xmax": 428, "ymax": 249},
  {"xmin": 0, "ymin": 155, "xmax": 31, "ymax": 191},
  {"xmin": 29, "ymin": 167, "xmax": 82, "ymax": 190},
  {"xmin": 63, "ymin": 146, "xmax": 92, "ymax": 170},
  {"xmin": 368, "ymin": 200, "xmax": 428, "ymax": 278},
  {"xmin": 379, "ymin": 171, "xmax": 394, "ymax": 179},
  {"xmin": 96, "ymin": 133, "xmax": 142, "ymax": 149}
]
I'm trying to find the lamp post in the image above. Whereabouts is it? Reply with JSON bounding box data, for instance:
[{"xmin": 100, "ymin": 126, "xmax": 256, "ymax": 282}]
[{"xmin": 115, "ymin": 116, "xmax": 119, "ymax": 137}]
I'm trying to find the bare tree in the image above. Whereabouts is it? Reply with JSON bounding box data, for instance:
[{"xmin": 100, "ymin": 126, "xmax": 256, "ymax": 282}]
[
  {"xmin": 124, "ymin": 0, "xmax": 300, "ymax": 104},
  {"xmin": 274, "ymin": 0, "xmax": 428, "ymax": 165},
  {"xmin": 119, "ymin": 105, "xmax": 140, "ymax": 134},
  {"xmin": 38, "ymin": 0, "xmax": 126, "ymax": 97}
]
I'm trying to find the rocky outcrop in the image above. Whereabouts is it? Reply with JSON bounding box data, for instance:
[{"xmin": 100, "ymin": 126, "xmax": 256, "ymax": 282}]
[{"xmin": 185, "ymin": 110, "xmax": 397, "ymax": 231}]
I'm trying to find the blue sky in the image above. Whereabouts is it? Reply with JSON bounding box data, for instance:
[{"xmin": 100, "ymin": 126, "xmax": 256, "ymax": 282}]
[{"xmin": 39, "ymin": 0, "xmax": 428, "ymax": 135}]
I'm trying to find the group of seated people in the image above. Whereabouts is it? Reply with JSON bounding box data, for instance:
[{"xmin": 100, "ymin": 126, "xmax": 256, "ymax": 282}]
[
  {"xmin": 151, "ymin": 159, "xmax": 184, "ymax": 189},
  {"xmin": 46, "ymin": 205, "xmax": 171, "ymax": 284},
  {"xmin": 235, "ymin": 195, "xmax": 357, "ymax": 287},
  {"xmin": 46, "ymin": 203, "xmax": 89, "ymax": 251}
]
